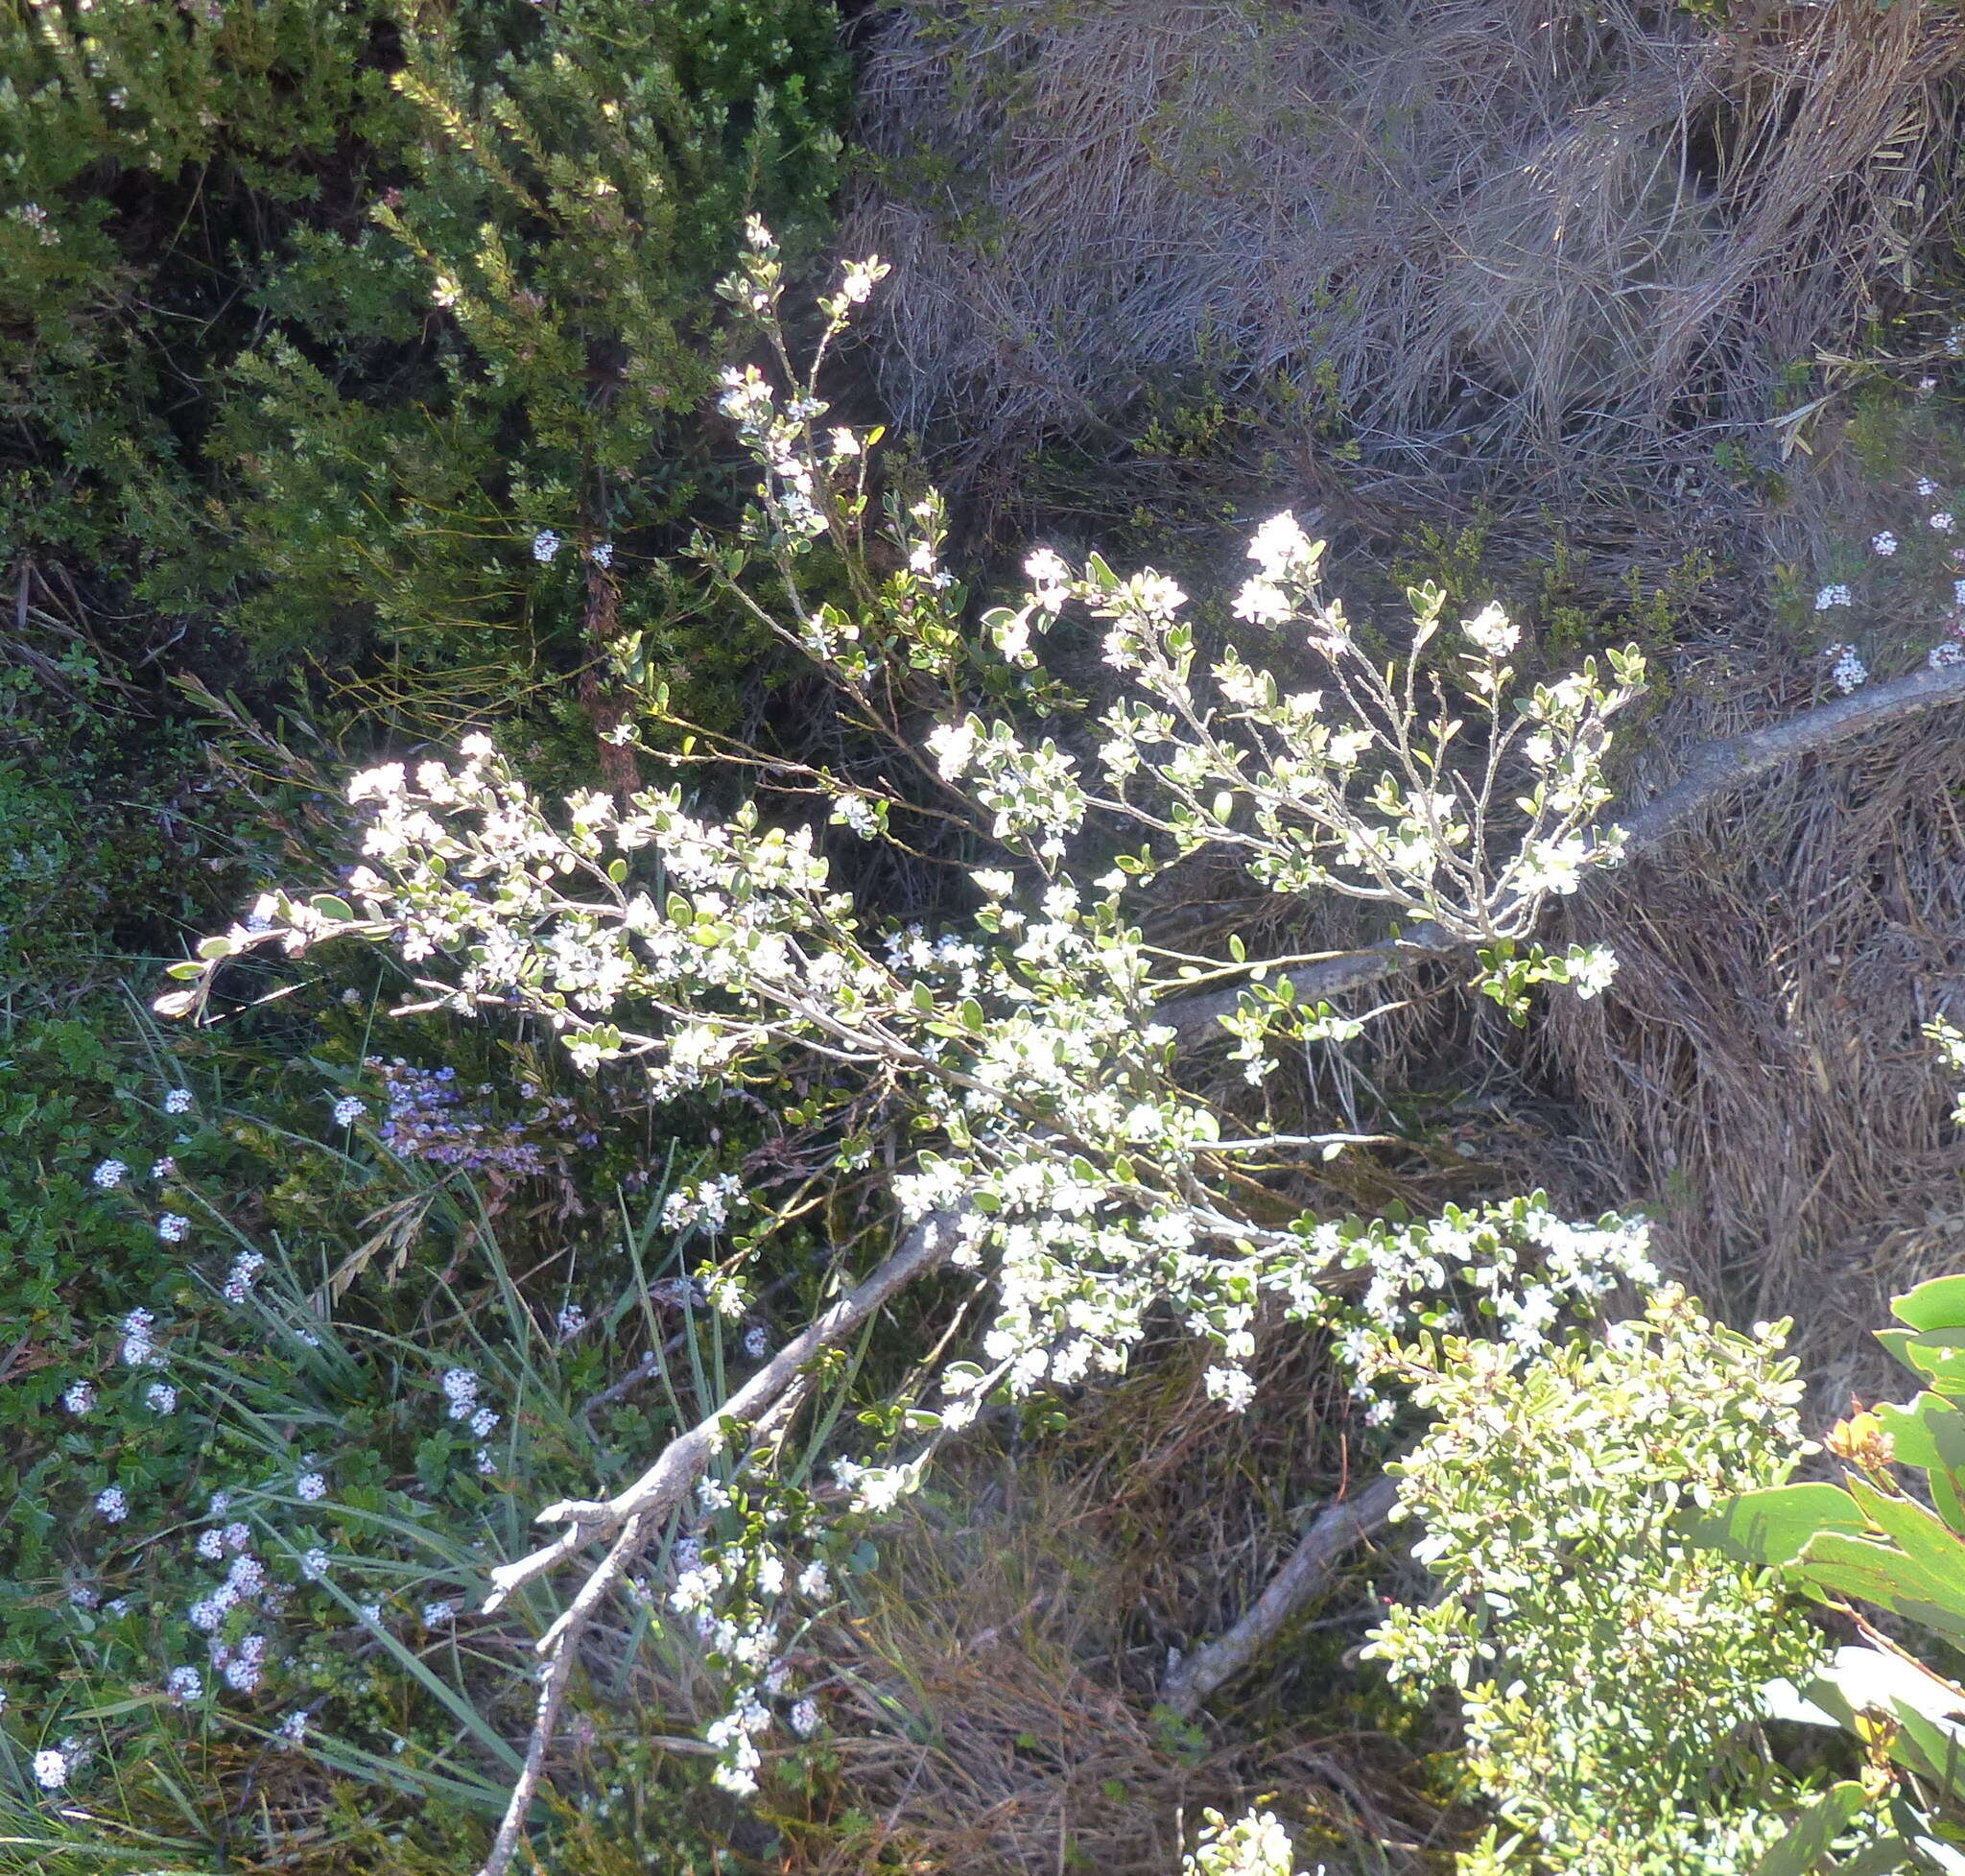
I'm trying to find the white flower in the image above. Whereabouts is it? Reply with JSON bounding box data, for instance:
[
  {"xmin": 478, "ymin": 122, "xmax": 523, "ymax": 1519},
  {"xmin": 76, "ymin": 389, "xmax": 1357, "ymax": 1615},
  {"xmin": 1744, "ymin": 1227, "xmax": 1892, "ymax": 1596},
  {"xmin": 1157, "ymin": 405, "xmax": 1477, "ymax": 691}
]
[
  {"xmin": 1024, "ymin": 547, "xmax": 1072, "ymax": 606},
  {"xmin": 421, "ymin": 1600, "xmax": 455, "ymax": 1628},
  {"xmin": 226, "ymin": 1556, "xmax": 266, "ymax": 1598},
  {"xmin": 1934, "ymin": 512, "xmax": 1957, "ymax": 534},
  {"xmin": 742, "ymin": 1324, "xmax": 769, "ymax": 1359},
  {"xmin": 163, "ymin": 1088, "xmax": 193, "ymax": 1115},
  {"xmin": 556, "ymin": 1302, "xmax": 586, "ymax": 1340},
  {"xmin": 925, "ymin": 719, "xmax": 980, "ymax": 780},
  {"xmin": 1232, "ymin": 577, "xmax": 1293, "ymax": 627},
  {"xmin": 476, "ymin": 1446, "xmax": 497, "ymax": 1474},
  {"xmin": 223, "ymin": 1521, "xmax": 251, "ymax": 1553},
  {"xmin": 296, "ymin": 1472, "xmax": 327, "ymax": 1503},
  {"xmin": 1246, "ymin": 511, "xmax": 1316, "ymax": 579},
  {"xmin": 1462, "ymin": 602, "xmax": 1519, "ymax": 657},
  {"xmin": 790, "ymin": 1698, "xmax": 821, "ymax": 1738},
  {"xmin": 330, "ymin": 1095, "xmax": 367, "ymax": 1127},
  {"xmin": 1565, "ymin": 946, "xmax": 1619, "ymax": 1001},
  {"xmin": 1873, "ymin": 531, "xmax": 1900, "ymax": 556},
  {"xmin": 63, "ymin": 1380, "xmax": 96, "ymax": 1415},
  {"xmin": 151, "ymin": 1156, "xmax": 176, "ymax": 1179},
  {"xmin": 301, "ymin": 1548, "xmax": 330, "ymax": 1580},
  {"xmin": 166, "ymin": 1666, "xmax": 202, "ymax": 1705},
  {"xmin": 831, "ymin": 793, "xmax": 880, "ymax": 840},
  {"xmin": 92, "ymin": 1159, "xmax": 128, "ymax": 1189},
  {"xmin": 145, "ymin": 1382, "xmax": 178, "ymax": 1413},
  {"xmin": 96, "ymin": 1486, "xmax": 128, "ymax": 1524},
  {"xmin": 276, "ymin": 1711, "xmax": 308, "ymax": 1748},
  {"xmin": 188, "ymin": 1598, "xmax": 225, "ymax": 1631},
  {"xmin": 590, "ymin": 541, "xmax": 614, "ymax": 570},
  {"xmin": 1930, "ymin": 641, "xmax": 1965, "ymax": 669},
  {"xmin": 440, "ymin": 1368, "xmax": 478, "ymax": 1419},
  {"xmin": 532, "ymin": 530, "xmax": 561, "ymax": 564},
  {"xmin": 468, "ymin": 1408, "xmax": 499, "ymax": 1439},
  {"xmin": 207, "ymin": 1490, "xmax": 231, "ymax": 1517},
  {"xmin": 120, "ymin": 1309, "xmax": 158, "ymax": 1365},
  {"xmin": 1130, "ymin": 572, "xmax": 1187, "ymax": 617},
  {"xmin": 224, "ymin": 1651, "xmax": 263, "ymax": 1693},
  {"xmin": 796, "ymin": 1561, "xmax": 830, "ymax": 1601},
  {"xmin": 1812, "ymin": 583, "xmax": 1852, "ymax": 611},
  {"xmin": 157, "ymin": 1213, "xmax": 190, "ymax": 1243},
  {"xmin": 197, "ymin": 1528, "xmax": 225, "ymax": 1561},
  {"xmin": 32, "ymin": 1748, "xmax": 66, "ymax": 1790},
  {"xmin": 1203, "ymin": 1365, "xmax": 1258, "ymax": 1413}
]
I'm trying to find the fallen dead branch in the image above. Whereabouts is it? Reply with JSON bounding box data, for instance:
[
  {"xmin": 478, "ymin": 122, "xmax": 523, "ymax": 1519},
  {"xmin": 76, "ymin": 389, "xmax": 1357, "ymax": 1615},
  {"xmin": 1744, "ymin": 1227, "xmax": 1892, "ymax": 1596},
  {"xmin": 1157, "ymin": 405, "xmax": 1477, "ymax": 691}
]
[
  {"xmin": 1158, "ymin": 1474, "xmax": 1401, "ymax": 1719},
  {"xmin": 474, "ymin": 1209, "xmax": 959, "ymax": 1876}
]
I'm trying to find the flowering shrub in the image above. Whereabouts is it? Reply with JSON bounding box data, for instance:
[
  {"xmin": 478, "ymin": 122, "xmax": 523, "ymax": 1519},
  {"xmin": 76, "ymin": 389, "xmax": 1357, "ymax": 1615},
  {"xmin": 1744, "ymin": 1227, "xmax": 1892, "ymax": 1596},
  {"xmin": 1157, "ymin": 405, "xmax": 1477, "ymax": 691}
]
[{"xmin": 151, "ymin": 233, "xmax": 1675, "ymax": 1848}]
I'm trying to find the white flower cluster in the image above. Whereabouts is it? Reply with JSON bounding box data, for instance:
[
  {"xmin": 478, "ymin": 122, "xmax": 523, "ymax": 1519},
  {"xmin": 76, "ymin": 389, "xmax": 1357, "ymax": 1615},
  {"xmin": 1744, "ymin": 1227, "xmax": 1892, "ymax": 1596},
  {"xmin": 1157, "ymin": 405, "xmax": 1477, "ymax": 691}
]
[
  {"xmin": 1813, "ymin": 583, "xmax": 1852, "ymax": 611},
  {"xmin": 119, "ymin": 1309, "xmax": 163, "ymax": 1367},
  {"xmin": 1824, "ymin": 643, "xmax": 1868, "ymax": 693},
  {"xmin": 441, "ymin": 1367, "xmax": 480, "ymax": 1420},
  {"xmin": 223, "ymin": 1249, "xmax": 266, "ymax": 1304},
  {"xmin": 1183, "ymin": 1808, "xmax": 1301, "ymax": 1876},
  {"xmin": 662, "ymin": 1173, "xmax": 746, "ymax": 1235}
]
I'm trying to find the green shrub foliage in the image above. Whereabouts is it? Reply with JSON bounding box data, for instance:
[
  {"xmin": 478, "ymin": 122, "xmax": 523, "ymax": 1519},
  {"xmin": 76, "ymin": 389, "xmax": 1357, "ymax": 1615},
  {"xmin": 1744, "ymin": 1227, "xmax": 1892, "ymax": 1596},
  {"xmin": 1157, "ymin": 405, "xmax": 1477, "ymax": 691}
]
[
  {"xmin": 1363, "ymin": 1289, "xmax": 1826, "ymax": 1875},
  {"xmin": 1, "ymin": 0, "xmax": 845, "ymax": 722}
]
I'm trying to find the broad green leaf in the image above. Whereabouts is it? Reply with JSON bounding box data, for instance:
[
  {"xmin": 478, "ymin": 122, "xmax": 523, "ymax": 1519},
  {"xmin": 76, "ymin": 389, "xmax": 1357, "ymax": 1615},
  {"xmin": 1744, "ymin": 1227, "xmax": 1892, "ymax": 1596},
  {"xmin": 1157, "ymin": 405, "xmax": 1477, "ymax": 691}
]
[
  {"xmin": 1875, "ymin": 1393, "xmax": 1965, "ymax": 1532},
  {"xmin": 1796, "ymin": 1532, "xmax": 1965, "ymax": 1644},
  {"xmin": 1893, "ymin": 1274, "xmax": 1965, "ymax": 1334},
  {"xmin": 1691, "ymin": 1484, "xmax": 1868, "ymax": 1568}
]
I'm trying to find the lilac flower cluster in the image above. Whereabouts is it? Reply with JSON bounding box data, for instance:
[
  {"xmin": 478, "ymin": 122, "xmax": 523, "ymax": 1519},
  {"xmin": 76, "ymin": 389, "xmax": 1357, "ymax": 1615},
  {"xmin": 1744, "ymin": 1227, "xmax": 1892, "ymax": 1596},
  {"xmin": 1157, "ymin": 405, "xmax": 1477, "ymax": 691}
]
[{"xmin": 367, "ymin": 1057, "xmax": 596, "ymax": 1175}]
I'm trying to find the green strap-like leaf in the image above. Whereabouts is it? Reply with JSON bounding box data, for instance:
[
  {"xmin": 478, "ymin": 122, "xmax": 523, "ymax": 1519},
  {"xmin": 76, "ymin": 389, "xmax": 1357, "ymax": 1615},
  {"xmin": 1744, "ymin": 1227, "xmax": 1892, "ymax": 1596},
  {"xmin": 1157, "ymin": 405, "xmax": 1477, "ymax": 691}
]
[{"xmin": 1751, "ymin": 1782, "xmax": 1876, "ymax": 1876}]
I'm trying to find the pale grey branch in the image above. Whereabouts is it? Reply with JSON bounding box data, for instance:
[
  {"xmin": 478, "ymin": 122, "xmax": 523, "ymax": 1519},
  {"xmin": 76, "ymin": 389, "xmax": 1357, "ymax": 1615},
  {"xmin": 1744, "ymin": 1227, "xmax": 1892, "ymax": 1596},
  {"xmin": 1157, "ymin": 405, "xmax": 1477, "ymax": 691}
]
[{"xmin": 1158, "ymin": 1473, "xmax": 1401, "ymax": 1717}]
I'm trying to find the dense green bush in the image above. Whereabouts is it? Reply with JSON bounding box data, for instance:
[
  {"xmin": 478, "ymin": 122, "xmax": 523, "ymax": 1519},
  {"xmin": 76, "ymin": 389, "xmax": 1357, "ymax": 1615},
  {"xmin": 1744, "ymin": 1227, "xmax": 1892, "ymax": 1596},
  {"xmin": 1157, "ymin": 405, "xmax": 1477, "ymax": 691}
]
[
  {"xmin": 1363, "ymin": 1289, "xmax": 1826, "ymax": 1874},
  {"xmin": 2, "ymin": 0, "xmax": 845, "ymax": 734}
]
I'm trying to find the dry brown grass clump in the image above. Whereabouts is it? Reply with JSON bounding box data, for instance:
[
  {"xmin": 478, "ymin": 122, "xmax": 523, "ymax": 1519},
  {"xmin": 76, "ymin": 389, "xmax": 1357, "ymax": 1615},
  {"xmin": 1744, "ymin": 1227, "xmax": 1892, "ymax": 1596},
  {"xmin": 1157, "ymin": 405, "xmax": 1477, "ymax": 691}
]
[
  {"xmin": 788, "ymin": 1342, "xmax": 1450, "ymax": 1876},
  {"xmin": 848, "ymin": 0, "xmax": 1965, "ymax": 534},
  {"xmin": 1529, "ymin": 668, "xmax": 1965, "ymax": 1411}
]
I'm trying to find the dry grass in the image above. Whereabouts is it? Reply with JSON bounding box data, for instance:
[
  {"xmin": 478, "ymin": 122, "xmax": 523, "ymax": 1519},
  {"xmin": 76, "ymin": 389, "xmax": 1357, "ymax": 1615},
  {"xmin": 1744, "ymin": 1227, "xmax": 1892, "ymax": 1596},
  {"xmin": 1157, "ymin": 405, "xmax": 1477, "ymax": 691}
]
[
  {"xmin": 787, "ymin": 1339, "xmax": 1450, "ymax": 1876},
  {"xmin": 1528, "ymin": 665, "xmax": 1965, "ymax": 1412},
  {"xmin": 848, "ymin": 0, "xmax": 1965, "ymax": 548}
]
